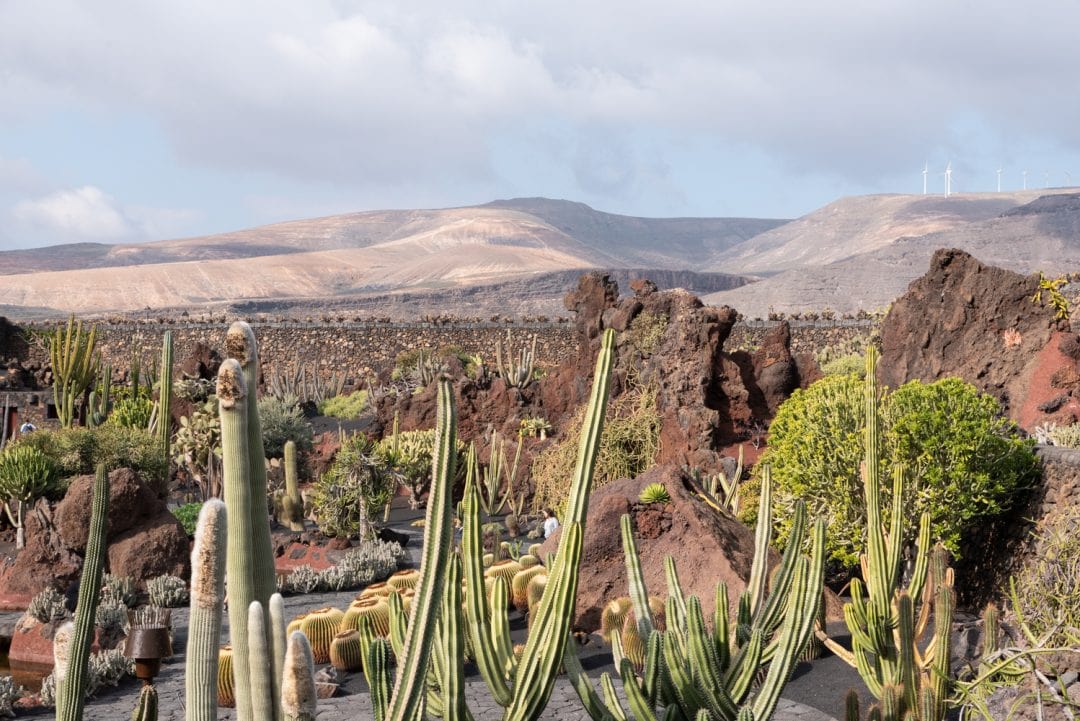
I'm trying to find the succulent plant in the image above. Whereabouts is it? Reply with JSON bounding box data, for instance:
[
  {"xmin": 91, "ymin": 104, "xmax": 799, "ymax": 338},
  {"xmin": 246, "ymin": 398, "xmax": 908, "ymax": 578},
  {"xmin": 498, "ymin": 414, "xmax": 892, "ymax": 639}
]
[
  {"xmin": 300, "ymin": 607, "xmax": 344, "ymax": 663},
  {"xmin": 637, "ymin": 482, "xmax": 671, "ymax": 505}
]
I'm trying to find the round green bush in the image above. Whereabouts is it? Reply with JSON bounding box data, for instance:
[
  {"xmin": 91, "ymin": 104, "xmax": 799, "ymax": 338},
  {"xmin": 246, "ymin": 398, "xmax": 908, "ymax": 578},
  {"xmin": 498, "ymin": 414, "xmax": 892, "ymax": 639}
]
[
  {"xmin": 757, "ymin": 373, "xmax": 1038, "ymax": 568},
  {"xmin": 258, "ymin": 396, "xmax": 313, "ymax": 459}
]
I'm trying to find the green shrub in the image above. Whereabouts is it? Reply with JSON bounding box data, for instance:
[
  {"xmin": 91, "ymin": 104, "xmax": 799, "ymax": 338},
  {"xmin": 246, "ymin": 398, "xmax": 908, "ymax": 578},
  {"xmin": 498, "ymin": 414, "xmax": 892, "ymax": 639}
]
[
  {"xmin": 172, "ymin": 502, "xmax": 203, "ymax": 536},
  {"xmin": 318, "ymin": 390, "xmax": 368, "ymax": 420},
  {"xmin": 819, "ymin": 353, "xmax": 866, "ymax": 378},
  {"xmin": 756, "ymin": 372, "xmax": 1038, "ymax": 568},
  {"xmin": 19, "ymin": 425, "xmax": 166, "ymax": 490},
  {"xmin": 532, "ymin": 383, "xmax": 661, "ymax": 514},
  {"xmin": 627, "ymin": 311, "xmax": 668, "ymax": 355},
  {"xmin": 258, "ymin": 395, "xmax": 313, "ymax": 459},
  {"xmin": 108, "ymin": 396, "xmax": 154, "ymax": 429}
]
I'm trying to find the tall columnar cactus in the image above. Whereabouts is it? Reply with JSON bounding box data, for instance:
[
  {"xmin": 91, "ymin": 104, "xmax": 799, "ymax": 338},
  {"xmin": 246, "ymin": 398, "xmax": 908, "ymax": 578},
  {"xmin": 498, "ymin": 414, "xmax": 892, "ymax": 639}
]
[
  {"xmin": 382, "ymin": 377, "xmax": 459, "ymax": 721},
  {"xmin": 454, "ymin": 328, "xmax": 614, "ymax": 721},
  {"xmin": 565, "ymin": 465, "xmax": 826, "ymax": 721},
  {"xmin": 821, "ymin": 347, "xmax": 954, "ymax": 721},
  {"xmin": 225, "ymin": 322, "xmax": 276, "ymax": 604},
  {"xmin": 55, "ymin": 463, "xmax": 109, "ymax": 721},
  {"xmin": 218, "ymin": 357, "xmax": 260, "ymax": 721},
  {"xmin": 158, "ymin": 331, "xmax": 173, "ymax": 474},
  {"xmin": 281, "ymin": 440, "xmax": 305, "ymax": 532},
  {"xmin": 186, "ymin": 500, "xmax": 228, "ymax": 721},
  {"xmin": 49, "ymin": 315, "xmax": 99, "ymax": 428}
]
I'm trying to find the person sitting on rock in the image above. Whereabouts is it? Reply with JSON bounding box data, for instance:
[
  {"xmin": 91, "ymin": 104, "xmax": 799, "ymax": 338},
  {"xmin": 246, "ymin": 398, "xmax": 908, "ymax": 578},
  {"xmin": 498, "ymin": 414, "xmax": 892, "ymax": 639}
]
[{"xmin": 542, "ymin": 508, "xmax": 559, "ymax": 539}]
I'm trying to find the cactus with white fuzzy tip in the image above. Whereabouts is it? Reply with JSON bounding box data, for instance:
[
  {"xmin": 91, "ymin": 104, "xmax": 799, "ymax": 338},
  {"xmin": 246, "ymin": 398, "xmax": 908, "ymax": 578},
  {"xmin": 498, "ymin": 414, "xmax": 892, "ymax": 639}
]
[
  {"xmin": 185, "ymin": 500, "xmax": 227, "ymax": 721},
  {"xmin": 281, "ymin": 632, "xmax": 317, "ymax": 721},
  {"xmin": 224, "ymin": 322, "xmax": 277, "ymax": 604}
]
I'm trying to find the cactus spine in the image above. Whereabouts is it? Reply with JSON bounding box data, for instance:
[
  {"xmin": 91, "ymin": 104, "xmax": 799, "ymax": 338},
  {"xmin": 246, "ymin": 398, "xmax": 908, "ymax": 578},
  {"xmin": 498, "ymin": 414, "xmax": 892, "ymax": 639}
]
[
  {"xmin": 185, "ymin": 499, "xmax": 228, "ymax": 721},
  {"xmin": 49, "ymin": 315, "xmax": 99, "ymax": 428},
  {"xmin": 55, "ymin": 463, "xmax": 109, "ymax": 721},
  {"xmin": 282, "ymin": 440, "xmax": 304, "ymax": 532}
]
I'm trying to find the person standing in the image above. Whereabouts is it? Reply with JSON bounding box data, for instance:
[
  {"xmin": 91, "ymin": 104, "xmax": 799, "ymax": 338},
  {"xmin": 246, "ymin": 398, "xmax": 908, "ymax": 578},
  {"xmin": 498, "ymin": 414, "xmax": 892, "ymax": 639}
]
[{"xmin": 542, "ymin": 508, "xmax": 559, "ymax": 539}]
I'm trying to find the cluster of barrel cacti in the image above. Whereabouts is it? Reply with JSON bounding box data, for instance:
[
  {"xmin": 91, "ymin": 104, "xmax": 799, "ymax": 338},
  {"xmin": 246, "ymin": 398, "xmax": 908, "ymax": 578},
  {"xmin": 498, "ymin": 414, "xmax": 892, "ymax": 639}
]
[
  {"xmin": 826, "ymin": 347, "xmax": 954, "ymax": 721},
  {"xmin": 573, "ymin": 465, "xmax": 826, "ymax": 721}
]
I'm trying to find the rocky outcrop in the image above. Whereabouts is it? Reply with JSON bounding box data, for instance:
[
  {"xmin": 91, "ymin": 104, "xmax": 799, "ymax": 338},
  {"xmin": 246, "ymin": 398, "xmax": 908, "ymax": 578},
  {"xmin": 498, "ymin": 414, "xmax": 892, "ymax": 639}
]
[
  {"xmin": 0, "ymin": 500, "xmax": 83, "ymax": 608},
  {"xmin": 541, "ymin": 464, "xmax": 841, "ymax": 632},
  {"xmin": 0, "ymin": 468, "xmax": 189, "ymax": 608},
  {"xmin": 879, "ymin": 249, "xmax": 1072, "ymax": 428},
  {"xmin": 541, "ymin": 466, "xmax": 757, "ymax": 631}
]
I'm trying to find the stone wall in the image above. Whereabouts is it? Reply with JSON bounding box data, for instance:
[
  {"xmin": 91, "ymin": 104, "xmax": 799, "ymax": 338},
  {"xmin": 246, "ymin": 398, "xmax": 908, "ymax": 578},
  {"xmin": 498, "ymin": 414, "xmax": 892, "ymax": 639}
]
[
  {"xmin": 723, "ymin": 318, "xmax": 878, "ymax": 355},
  {"xmin": 955, "ymin": 445, "xmax": 1080, "ymax": 607},
  {"xmin": 11, "ymin": 321, "xmax": 578, "ymax": 387},
  {"xmin": 8, "ymin": 318, "xmax": 881, "ymax": 383}
]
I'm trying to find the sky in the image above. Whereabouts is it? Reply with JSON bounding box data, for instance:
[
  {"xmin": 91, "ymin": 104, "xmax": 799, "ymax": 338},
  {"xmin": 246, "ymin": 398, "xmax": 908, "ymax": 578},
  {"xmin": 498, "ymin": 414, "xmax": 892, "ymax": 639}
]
[{"xmin": 2, "ymin": 0, "xmax": 1080, "ymax": 250}]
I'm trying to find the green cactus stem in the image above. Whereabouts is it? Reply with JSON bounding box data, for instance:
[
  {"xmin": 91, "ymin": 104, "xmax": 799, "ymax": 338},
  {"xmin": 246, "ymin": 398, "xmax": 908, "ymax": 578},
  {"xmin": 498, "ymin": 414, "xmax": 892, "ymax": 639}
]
[
  {"xmin": 269, "ymin": 592, "xmax": 287, "ymax": 721},
  {"xmin": 282, "ymin": 440, "xmax": 304, "ymax": 532},
  {"xmin": 55, "ymin": 463, "xmax": 108, "ymax": 721},
  {"xmin": 383, "ymin": 377, "xmax": 458, "ymax": 721},
  {"xmin": 185, "ymin": 499, "xmax": 228, "ymax": 721},
  {"xmin": 218, "ymin": 357, "xmax": 258, "ymax": 721},
  {"xmin": 131, "ymin": 684, "xmax": 158, "ymax": 721},
  {"xmin": 247, "ymin": 602, "xmax": 276, "ymax": 721},
  {"xmin": 217, "ymin": 646, "xmax": 234, "ymax": 707},
  {"xmin": 225, "ymin": 323, "xmax": 276, "ymax": 606},
  {"xmin": 158, "ymin": 331, "xmax": 173, "ymax": 477},
  {"xmin": 50, "ymin": 315, "xmax": 100, "ymax": 428}
]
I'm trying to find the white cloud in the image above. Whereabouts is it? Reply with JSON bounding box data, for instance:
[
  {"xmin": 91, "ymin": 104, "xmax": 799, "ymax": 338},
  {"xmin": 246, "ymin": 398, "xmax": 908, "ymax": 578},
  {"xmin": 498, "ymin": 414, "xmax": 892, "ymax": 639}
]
[
  {"xmin": 7, "ymin": 186, "xmax": 201, "ymax": 247},
  {"xmin": 1, "ymin": 0, "xmax": 1080, "ymax": 219},
  {"xmin": 13, "ymin": 186, "xmax": 133, "ymax": 240}
]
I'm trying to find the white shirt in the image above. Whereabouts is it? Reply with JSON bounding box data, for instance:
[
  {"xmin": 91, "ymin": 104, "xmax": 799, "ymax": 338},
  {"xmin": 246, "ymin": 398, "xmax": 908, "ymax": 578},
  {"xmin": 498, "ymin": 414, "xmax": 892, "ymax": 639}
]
[{"xmin": 543, "ymin": 516, "xmax": 559, "ymax": 538}]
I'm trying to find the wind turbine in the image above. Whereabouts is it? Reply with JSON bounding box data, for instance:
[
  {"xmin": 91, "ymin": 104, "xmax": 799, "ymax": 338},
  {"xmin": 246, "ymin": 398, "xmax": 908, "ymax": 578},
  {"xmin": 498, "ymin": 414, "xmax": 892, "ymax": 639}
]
[
  {"xmin": 1022, "ymin": 170, "xmax": 1028, "ymax": 190},
  {"xmin": 1066, "ymin": 171, "xmax": 1073, "ymax": 187},
  {"xmin": 922, "ymin": 162, "xmax": 928, "ymax": 194},
  {"xmin": 997, "ymin": 166, "xmax": 1003, "ymax": 193},
  {"xmin": 1045, "ymin": 171, "xmax": 1051, "ymax": 189},
  {"xmin": 943, "ymin": 161, "xmax": 952, "ymax": 197}
]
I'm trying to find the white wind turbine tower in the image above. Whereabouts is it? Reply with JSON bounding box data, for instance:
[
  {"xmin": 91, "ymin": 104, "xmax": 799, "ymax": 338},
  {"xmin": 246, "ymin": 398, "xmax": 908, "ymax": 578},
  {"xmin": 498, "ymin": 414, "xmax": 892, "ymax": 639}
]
[
  {"xmin": 923, "ymin": 162, "xmax": 929, "ymax": 194},
  {"xmin": 1022, "ymin": 170, "xmax": 1028, "ymax": 190},
  {"xmin": 1066, "ymin": 171, "xmax": 1073, "ymax": 186},
  {"xmin": 943, "ymin": 161, "xmax": 953, "ymax": 197},
  {"xmin": 1045, "ymin": 172, "xmax": 1051, "ymax": 189},
  {"xmin": 997, "ymin": 166, "xmax": 1003, "ymax": 192}
]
